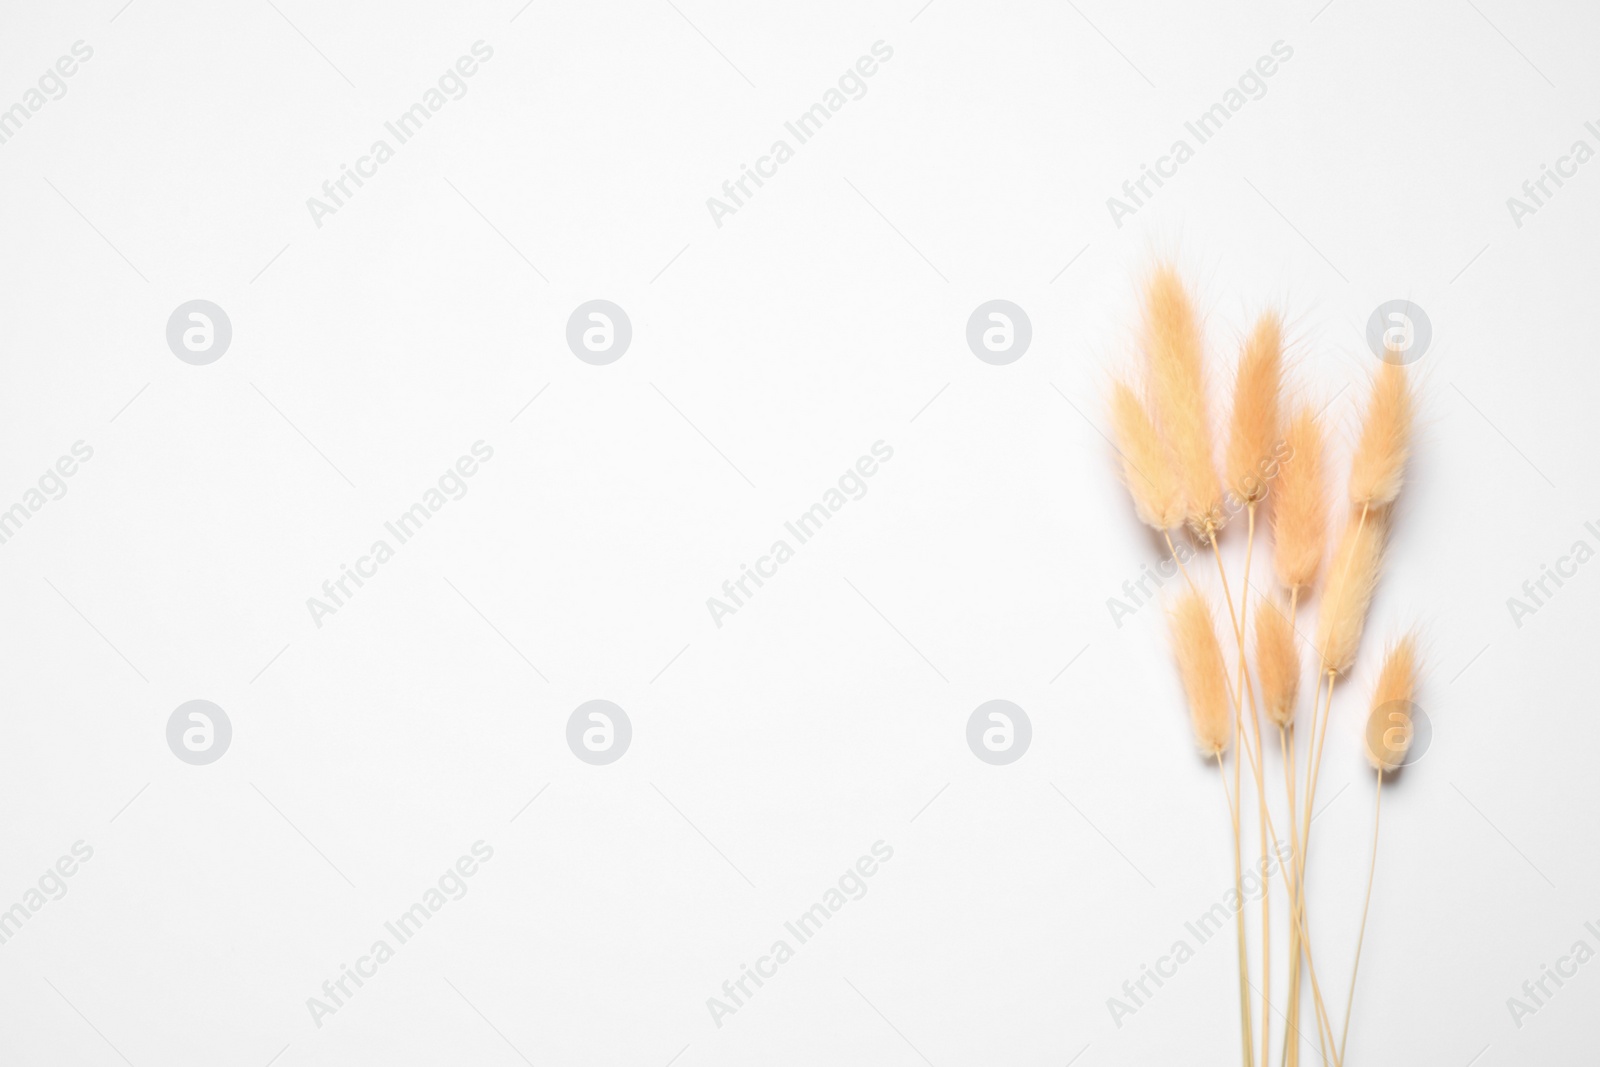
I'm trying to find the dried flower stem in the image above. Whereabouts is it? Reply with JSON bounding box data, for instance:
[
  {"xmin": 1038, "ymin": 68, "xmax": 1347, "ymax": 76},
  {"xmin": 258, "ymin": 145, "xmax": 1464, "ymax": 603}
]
[
  {"xmin": 1338, "ymin": 770, "xmax": 1384, "ymax": 1065},
  {"xmin": 1218, "ymin": 751, "xmax": 1255, "ymax": 1067}
]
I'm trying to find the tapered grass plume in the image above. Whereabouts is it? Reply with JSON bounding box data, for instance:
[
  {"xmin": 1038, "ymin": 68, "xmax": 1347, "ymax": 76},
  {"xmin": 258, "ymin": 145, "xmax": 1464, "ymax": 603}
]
[
  {"xmin": 1341, "ymin": 634, "xmax": 1420, "ymax": 1064},
  {"xmin": 1314, "ymin": 510, "xmax": 1385, "ymax": 677},
  {"xmin": 1272, "ymin": 407, "xmax": 1328, "ymax": 595},
  {"xmin": 1170, "ymin": 590, "xmax": 1231, "ymax": 756},
  {"xmin": 1143, "ymin": 266, "xmax": 1223, "ymax": 539},
  {"xmin": 1226, "ymin": 312, "xmax": 1283, "ymax": 506},
  {"xmin": 1348, "ymin": 359, "xmax": 1413, "ymax": 509},
  {"xmin": 1255, "ymin": 597, "xmax": 1299, "ymax": 730},
  {"xmin": 1110, "ymin": 379, "xmax": 1185, "ymax": 531}
]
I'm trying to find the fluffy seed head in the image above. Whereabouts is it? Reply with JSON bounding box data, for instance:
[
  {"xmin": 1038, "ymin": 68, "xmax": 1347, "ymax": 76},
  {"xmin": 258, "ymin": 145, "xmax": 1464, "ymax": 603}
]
[
  {"xmin": 1226, "ymin": 312, "xmax": 1284, "ymax": 505},
  {"xmin": 1348, "ymin": 360, "xmax": 1413, "ymax": 508},
  {"xmin": 1255, "ymin": 596, "xmax": 1300, "ymax": 729},
  {"xmin": 1109, "ymin": 379, "xmax": 1185, "ymax": 530},
  {"xmin": 1142, "ymin": 266, "xmax": 1222, "ymax": 538},
  {"xmin": 1272, "ymin": 406, "xmax": 1329, "ymax": 592},
  {"xmin": 1169, "ymin": 589, "xmax": 1231, "ymax": 757},
  {"xmin": 1314, "ymin": 509, "xmax": 1386, "ymax": 674},
  {"xmin": 1364, "ymin": 634, "xmax": 1420, "ymax": 772}
]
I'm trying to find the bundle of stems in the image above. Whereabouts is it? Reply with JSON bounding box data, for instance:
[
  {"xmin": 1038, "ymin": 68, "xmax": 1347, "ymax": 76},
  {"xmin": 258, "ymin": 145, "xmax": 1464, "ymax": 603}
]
[{"xmin": 1108, "ymin": 266, "xmax": 1422, "ymax": 1066}]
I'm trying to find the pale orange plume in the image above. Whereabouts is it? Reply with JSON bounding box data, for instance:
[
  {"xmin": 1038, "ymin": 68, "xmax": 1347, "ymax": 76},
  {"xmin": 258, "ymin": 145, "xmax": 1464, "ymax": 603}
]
[
  {"xmin": 1225, "ymin": 312, "xmax": 1283, "ymax": 505},
  {"xmin": 1170, "ymin": 590, "xmax": 1231, "ymax": 757},
  {"xmin": 1255, "ymin": 596, "xmax": 1300, "ymax": 728},
  {"xmin": 1348, "ymin": 360, "xmax": 1413, "ymax": 508},
  {"xmin": 1364, "ymin": 633, "xmax": 1419, "ymax": 771},
  {"xmin": 1314, "ymin": 509, "xmax": 1386, "ymax": 674},
  {"xmin": 1110, "ymin": 379, "xmax": 1184, "ymax": 530},
  {"xmin": 1143, "ymin": 266, "xmax": 1222, "ymax": 538},
  {"xmin": 1272, "ymin": 406, "xmax": 1329, "ymax": 593}
]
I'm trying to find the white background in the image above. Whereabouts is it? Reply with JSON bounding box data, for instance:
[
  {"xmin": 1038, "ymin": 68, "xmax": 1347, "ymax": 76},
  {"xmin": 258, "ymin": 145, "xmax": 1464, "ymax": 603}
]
[{"xmin": 1, "ymin": 1, "xmax": 1597, "ymax": 1064}]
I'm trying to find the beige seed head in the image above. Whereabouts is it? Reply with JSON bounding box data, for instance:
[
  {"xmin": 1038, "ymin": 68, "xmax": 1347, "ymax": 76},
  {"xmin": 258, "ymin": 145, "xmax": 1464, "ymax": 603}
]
[
  {"xmin": 1314, "ymin": 509, "xmax": 1386, "ymax": 674},
  {"xmin": 1225, "ymin": 312, "xmax": 1284, "ymax": 505},
  {"xmin": 1255, "ymin": 596, "xmax": 1300, "ymax": 729},
  {"xmin": 1143, "ymin": 266, "xmax": 1222, "ymax": 538},
  {"xmin": 1272, "ymin": 406, "xmax": 1329, "ymax": 593},
  {"xmin": 1109, "ymin": 379, "xmax": 1185, "ymax": 531},
  {"xmin": 1348, "ymin": 359, "xmax": 1413, "ymax": 508},
  {"xmin": 1169, "ymin": 589, "xmax": 1231, "ymax": 757},
  {"xmin": 1364, "ymin": 634, "xmax": 1420, "ymax": 772}
]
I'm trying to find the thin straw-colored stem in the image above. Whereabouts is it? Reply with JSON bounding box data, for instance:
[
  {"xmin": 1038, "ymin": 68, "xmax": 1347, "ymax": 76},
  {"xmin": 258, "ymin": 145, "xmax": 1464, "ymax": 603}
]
[
  {"xmin": 1219, "ymin": 751, "xmax": 1254, "ymax": 1067},
  {"xmin": 1338, "ymin": 771, "xmax": 1384, "ymax": 1065}
]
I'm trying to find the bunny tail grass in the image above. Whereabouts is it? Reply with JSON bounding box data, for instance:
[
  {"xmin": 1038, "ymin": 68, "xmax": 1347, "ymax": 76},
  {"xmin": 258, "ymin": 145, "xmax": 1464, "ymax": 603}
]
[
  {"xmin": 1169, "ymin": 590, "xmax": 1232, "ymax": 757},
  {"xmin": 1314, "ymin": 508, "xmax": 1385, "ymax": 676},
  {"xmin": 1364, "ymin": 633, "xmax": 1420, "ymax": 772},
  {"xmin": 1272, "ymin": 406, "xmax": 1328, "ymax": 594},
  {"xmin": 1143, "ymin": 265, "xmax": 1223, "ymax": 539},
  {"xmin": 1110, "ymin": 379, "xmax": 1186, "ymax": 531},
  {"xmin": 1348, "ymin": 358, "xmax": 1413, "ymax": 509},
  {"xmin": 1226, "ymin": 312, "xmax": 1284, "ymax": 506},
  {"xmin": 1256, "ymin": 596, "xmax": 1300, "ymax": 730}
]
